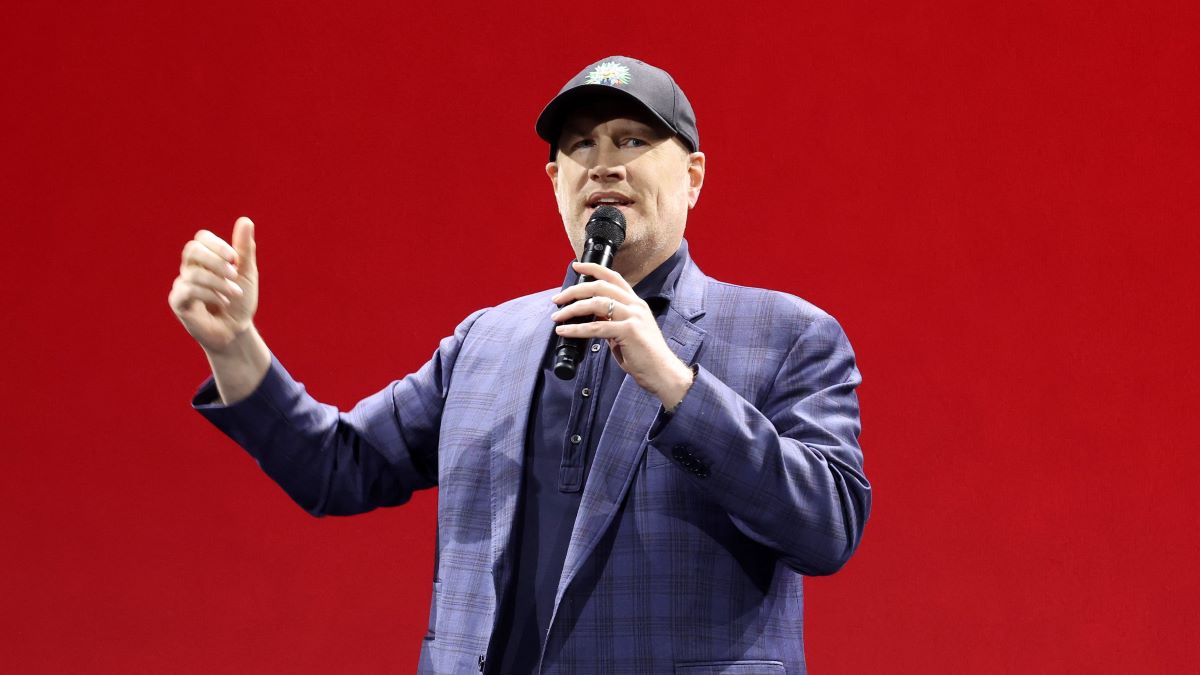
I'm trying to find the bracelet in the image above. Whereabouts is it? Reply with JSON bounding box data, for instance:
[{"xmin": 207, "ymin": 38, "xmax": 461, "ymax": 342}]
[{"xmin": 664, "ymin": 363, "xmax": 698, "ymax": 415}]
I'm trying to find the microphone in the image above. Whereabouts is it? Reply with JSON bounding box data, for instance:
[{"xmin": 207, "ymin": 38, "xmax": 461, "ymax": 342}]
[{"xmin": 552, "ymin": 205, "xmax": 627, "ymax": 380}]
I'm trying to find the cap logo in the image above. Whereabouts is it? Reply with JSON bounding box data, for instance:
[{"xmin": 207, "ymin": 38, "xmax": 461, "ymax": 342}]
[{"xmin": 585, "ymin": 61, "xmax": 632, "ymax": 87}]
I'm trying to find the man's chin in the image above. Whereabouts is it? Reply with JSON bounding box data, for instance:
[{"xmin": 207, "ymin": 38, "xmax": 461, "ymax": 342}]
[{"xmin": 569, "ymin": 217, "xmax": 640, "ymax": 247}]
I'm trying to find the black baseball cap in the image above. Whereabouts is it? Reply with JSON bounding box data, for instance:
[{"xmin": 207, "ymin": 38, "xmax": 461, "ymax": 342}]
[{"xmin": 535, "ymin": 56, "xmax": 700, "ymax": 160}]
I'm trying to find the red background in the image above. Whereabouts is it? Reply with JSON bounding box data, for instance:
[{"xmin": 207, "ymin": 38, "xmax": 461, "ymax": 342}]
[{"xmin": 4, "ymin": 1, "xmax": 1197, "ymax": 672}]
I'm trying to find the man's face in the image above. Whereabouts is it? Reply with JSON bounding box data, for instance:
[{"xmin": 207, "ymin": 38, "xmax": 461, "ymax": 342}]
[{"xmin": 546, "ymin": 98, "xmax": 704, "ymax": 272}]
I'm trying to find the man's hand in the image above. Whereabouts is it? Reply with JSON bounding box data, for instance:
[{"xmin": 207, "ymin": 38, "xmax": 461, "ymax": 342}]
[
  {"xmin": 168, "ymin": 217, "xmax": 259, "ymax": 355},
  {"xmin": 169, "ymin": 216, "xmax": 269, "ymax": 404},
  {"xmin": 552, "ymin": 261, "xmax": 694, "ymax": 410}
]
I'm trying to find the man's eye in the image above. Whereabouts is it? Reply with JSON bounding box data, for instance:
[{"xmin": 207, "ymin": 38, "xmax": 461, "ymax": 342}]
[
  {"xmin": 570, "ymin": 139, "xmax": 595, "ymax": 151},
  {"xmin": 622, "ymin": 138, "xmax": 648, "ymax": 148}
]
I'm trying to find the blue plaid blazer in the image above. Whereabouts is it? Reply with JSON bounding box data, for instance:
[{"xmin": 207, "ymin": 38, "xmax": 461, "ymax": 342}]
[{"xmin": 195, "ymin": 256, "xmax": 870, "ymax": 674}]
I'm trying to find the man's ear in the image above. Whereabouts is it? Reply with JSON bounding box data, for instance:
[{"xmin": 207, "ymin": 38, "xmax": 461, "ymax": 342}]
[
  {"xmin": 686, "ymin": 152, "xmax": 706, "ymax": 209},
  {"xmin": 546, "ymin": 161, "xmax": 558, "ymax": 189}
]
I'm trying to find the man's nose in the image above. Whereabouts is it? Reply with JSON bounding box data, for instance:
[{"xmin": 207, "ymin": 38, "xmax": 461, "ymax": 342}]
[{"xmin": 588, "ymin": 145, "xmax": 626, "ymax": 182}]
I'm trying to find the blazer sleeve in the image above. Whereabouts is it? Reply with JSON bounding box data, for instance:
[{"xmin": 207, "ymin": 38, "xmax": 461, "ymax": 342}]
[
  {"xmin": 191, "ymin": 309, "xmax": 488, "ymax": 517},
  {"xmin": 647, "ymin": 313, "xmax": 870, "ymax": 576}
]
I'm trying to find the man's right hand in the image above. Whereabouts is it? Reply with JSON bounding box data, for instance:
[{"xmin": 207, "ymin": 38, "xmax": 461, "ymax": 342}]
[
  {"xmin": 170, "ymin": 216, "xmax": 270, "ymax": 404},
  {"xmin": 169, "ymin": 217, "xmax": 259, "ymax": 354}
]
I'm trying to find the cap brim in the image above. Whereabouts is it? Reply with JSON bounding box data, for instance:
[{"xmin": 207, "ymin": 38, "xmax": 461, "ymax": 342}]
[{"xmin": 535, "ymin": 84, "xmax": 677, "ymax": 157}]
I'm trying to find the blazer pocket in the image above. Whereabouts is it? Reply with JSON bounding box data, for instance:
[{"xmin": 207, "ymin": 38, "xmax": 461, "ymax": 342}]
[{"xmin": 675, "ymin": 660, "xmax": 786, "ymax": 674}]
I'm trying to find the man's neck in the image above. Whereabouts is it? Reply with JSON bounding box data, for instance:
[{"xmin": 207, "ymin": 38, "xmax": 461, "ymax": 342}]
[{"xmin": 615, "ymin": 239, "xmax": 682, "ymax": 287}]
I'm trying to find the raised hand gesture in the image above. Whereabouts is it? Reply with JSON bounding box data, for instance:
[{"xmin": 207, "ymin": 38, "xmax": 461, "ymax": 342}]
[{"xmin": 169, "ymin": 217, "xmax": 259, "ymax": 355}]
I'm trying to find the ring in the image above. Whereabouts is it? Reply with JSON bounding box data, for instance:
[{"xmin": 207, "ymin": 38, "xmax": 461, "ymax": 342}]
[{"xmin": 606, "ymin": 298, "xmax": 615, "ymax": 320}]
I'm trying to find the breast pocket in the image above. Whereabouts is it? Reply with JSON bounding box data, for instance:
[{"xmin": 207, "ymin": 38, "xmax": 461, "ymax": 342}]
[{"xmin": 674, "ymin": 660, "xmax": 786, "ymax": 674}]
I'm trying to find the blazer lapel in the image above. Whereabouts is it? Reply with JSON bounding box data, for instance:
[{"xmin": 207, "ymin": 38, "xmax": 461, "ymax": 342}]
[{"xmin": 489, "ymin": 295, "xmax": 558, "ymax": 590}]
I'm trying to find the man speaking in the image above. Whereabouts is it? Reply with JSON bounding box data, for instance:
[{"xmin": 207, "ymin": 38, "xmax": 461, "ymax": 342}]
[{"xmin": 169, "ymin": 56, "xmax": 871, "ymax": 674}]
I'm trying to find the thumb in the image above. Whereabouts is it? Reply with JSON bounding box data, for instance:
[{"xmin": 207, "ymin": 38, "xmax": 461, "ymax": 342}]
[{"xmin": 232, "ymin": 216, "xmax": 257, "ymax": 276}]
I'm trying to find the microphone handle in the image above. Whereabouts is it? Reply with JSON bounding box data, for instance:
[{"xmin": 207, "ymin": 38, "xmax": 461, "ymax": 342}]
[{"xmin": 552, "ymin": 237, "xmax": 617, "ymax": 380}]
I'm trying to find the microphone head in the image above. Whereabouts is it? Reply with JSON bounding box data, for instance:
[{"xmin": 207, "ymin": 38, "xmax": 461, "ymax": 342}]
[{"xmin": 585, "ymin": 205, "xmax": 627, "ymax": 250}]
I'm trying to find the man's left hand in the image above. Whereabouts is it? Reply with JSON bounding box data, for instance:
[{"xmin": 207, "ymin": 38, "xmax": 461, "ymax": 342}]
[{"xmin": 552, "ymin": 261, "xmax": 694, "ymax": 410}]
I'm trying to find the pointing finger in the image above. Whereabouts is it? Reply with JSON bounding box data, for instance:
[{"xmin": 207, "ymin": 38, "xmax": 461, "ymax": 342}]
[
  {"xmin": 195, "ymin": 229, "xmax": 238, "ymax": 264},
  {"xmin": 552, "ymin": 279, "xmax": 637, "ymax": 306},
  {"xmin": 571, "ymin": 261, "xmax": 634, "ymax": 294}
]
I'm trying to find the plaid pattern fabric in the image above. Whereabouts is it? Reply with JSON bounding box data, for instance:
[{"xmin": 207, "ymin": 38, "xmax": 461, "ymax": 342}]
[{"xmin": 194, "ymin": 257, "xmax": 869, "ymax": 675}]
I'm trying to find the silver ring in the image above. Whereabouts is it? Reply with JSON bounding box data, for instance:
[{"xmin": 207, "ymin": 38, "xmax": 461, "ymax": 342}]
[{"xmin": 606, "ymin": 298, "xmax": 615, "ymax": 320}]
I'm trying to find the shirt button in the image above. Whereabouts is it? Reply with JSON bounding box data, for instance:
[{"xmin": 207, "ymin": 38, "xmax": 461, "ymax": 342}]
[
  {"xmin": 581, "ymin": 388, "xmax": 591, "ymax": 398},
  {"xmin": 591, "ymin": 343, "xmax": 601, "ymax": 352},
  {"xmin": 570, "ymin": 434, "xmax": 582, "ymax": 444}
]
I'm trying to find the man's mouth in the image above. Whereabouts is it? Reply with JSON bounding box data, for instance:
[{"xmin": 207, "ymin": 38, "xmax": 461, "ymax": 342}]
[{"xmin": 585, "ymin": 192, "xmax": 635, "ymax": 210}]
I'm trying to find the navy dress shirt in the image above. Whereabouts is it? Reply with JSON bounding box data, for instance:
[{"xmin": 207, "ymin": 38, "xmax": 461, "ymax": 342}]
[{"xmin": 487, "ymin": 241, "xmax": 688, "ymax": 674}]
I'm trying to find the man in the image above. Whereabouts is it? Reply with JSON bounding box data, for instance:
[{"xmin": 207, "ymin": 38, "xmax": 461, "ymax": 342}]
[{"xmin": 170, "ymin": 56, "xmax": 870, "ymax": 674}]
